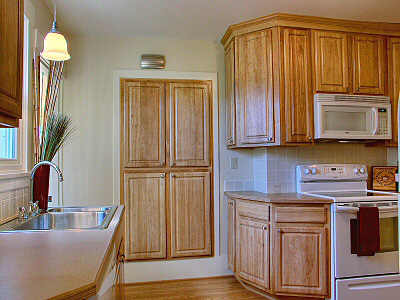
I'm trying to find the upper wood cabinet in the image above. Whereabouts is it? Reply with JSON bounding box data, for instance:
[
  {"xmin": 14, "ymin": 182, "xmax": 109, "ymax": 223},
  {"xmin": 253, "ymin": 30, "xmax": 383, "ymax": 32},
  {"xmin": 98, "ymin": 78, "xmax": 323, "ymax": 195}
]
[
  {"xmin": 0, "ymin": 0, "xmax": 24, "ymax": 126},
  {"xmin": 282, "ymin": 28, "xmax": 313, "ymax": 144},
  {"xmin": 275, "ymin": 226, "xmax": 328, "ymax": 296},
  {"xmin": 169, "ymin": 82, "xmax": 211, "ymax": 167},
  {"xmin": 236, "ymin": 30, "xmax": 274, "ymax": 145},
  {"xmin": 169, "ymin": 172, "xmax": 212, "ymax": 258},
  {"xmin": 387, "ymin": 37, "xmax": 400, "ymax": 146},
  {"xmin": 353, "ymin": 34, "xmax": 386, "ymax": 95},
  {"xmin": 225, "ymin": 41, "xmax": 236, "ymax": 147},
  {"xmin": 121, "ymin": 80, "xmax": 166, "ymax": 168},
  {"xmin": 124, "ymin": 173, "xmax": 167, "ymax": 260},
  {"xmin": 313, "ymin": 31, "xmax": 350, "ymax": 93}
]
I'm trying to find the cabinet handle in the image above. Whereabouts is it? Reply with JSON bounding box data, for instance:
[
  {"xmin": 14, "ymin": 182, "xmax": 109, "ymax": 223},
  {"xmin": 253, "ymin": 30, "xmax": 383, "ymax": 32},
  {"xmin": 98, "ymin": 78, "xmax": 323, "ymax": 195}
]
[
  {"xmin": 171, "ymin": 162, "xmax": 176, "ymax": 166},
  {"xmin": 160, "ymin": 175, "xmax": 164, "ymax": 178},
  {"xmin": 277, "ymin": 229, "xmax": 281, "ymax": 233},
  {"xmin": 262, "ymin": 226, "xmax": 267, "ymax": 230},
  {"xmin": 356, "ymin": 87, "xmax": 360, "ymax": 92},
  {"xmin": 171, "ymin": 174, "xmax": 175, "ymax": 177},
  {"xmin": 267, "ymin": 137, "xmax": 272, "ymax": 141}
]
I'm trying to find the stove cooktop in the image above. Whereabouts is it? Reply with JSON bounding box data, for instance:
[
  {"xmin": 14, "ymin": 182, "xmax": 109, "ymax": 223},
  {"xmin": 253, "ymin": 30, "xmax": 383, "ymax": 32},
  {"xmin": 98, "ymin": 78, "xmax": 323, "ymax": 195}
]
[{"xmin": 313, "ymin": 191, "xmax": 395, "ymax": 198}]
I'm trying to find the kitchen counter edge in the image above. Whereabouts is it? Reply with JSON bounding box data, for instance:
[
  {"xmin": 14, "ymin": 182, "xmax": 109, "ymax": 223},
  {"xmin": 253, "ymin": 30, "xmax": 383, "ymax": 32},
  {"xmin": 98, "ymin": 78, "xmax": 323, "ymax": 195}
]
[{"xmin": 224, "ymin": 191, "xmax": 333, "ymax": 204}]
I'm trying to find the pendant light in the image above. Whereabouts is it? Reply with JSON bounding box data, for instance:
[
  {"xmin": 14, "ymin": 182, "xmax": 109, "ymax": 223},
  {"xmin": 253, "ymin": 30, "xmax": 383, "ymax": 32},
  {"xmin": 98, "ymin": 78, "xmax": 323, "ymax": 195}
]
[{"xmin": 41, "ymin": 0, "xmax": 70, "ymax": 61}]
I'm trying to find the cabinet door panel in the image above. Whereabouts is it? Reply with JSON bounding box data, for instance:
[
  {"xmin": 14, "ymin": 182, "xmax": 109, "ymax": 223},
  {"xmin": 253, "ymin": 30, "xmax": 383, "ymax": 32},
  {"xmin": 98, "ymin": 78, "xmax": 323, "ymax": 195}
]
[
  {"xmin": 122, "ymin": 81, "xmax": 165, "ymax": 168},
  {"xmin": 353, "ymin": 34, "xmax": 386, "ymax": 95},
  {"xmin": 0, "ymin": 0, "xmax": 23, "ymax": 120},
  {"xmin": 225, "ymin": 41, "xmax": 236, "ymax": 147},
  {"xmin": 282, "ymin": 28, "xmax": 313, "ymax": 143},
  {"xmin": 124, "ymin": 173, "xmax": 166, "ymax": 260},
  {"xmin": 388, "ymin": 37, "xmax": 400, "ymax": 146},
  {"xmin": 237, "ymin": 30, "xmax": 274, "ymax": 144},
  {"xmin": 313, "ymin": 30, "xmax": 349, "ymax": 93},
  {"xmin": 276, "ymin": 226, "xmax": 328, "ymax": 296},
  {"xmin": 170, "ymin": 172, "xmax": 211, "ymax": 257},
  {"xmin": 237, "ymin": 218, "xmax": 269, "ymax": 291},
  {"xmin": 169, "ymin": 82, "xmax": 211, "ymax": 167},
  {"xmin": 228, "ymin": 199, "xmax": 236, "ymax": 272}
]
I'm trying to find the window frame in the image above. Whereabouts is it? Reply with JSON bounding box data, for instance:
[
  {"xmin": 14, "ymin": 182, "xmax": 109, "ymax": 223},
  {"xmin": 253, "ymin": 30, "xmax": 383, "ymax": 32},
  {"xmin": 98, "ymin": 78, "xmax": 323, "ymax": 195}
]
[{"xmin": 0, "ymin": 16, "xmax": 30, "ymax": 173}]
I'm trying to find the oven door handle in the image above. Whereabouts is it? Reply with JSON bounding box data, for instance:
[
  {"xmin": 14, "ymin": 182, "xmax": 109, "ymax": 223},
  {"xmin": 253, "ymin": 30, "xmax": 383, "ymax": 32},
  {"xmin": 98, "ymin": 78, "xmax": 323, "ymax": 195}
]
[{"xmin": 336, "ymin": 206, "xmax": 398, "ymax": 213}]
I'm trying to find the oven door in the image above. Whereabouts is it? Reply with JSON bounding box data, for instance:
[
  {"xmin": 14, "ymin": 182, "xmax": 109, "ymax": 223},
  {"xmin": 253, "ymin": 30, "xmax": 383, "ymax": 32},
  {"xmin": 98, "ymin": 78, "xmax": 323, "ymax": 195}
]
[
  {"xmin": 334, "ymin": 204, "xmax": 399, "ymax": 279},
  {"xmin": 315, "ymin": 101, "xmax": 380, "ymax": 139}
]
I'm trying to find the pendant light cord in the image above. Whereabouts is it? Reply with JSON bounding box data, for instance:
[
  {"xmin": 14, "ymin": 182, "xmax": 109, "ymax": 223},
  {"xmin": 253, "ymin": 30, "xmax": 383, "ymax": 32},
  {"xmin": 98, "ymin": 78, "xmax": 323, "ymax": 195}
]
[{"xmin": 51, "ymin": 0, "xmax": 59, "ymax": 32}]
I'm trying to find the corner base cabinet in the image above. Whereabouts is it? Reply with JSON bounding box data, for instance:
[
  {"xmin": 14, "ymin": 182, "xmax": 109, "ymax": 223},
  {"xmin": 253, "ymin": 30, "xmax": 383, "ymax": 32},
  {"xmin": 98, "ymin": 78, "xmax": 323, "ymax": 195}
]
[{"xmin": 228, "ymin": 198, "xmax": 330, "ymax": 299}]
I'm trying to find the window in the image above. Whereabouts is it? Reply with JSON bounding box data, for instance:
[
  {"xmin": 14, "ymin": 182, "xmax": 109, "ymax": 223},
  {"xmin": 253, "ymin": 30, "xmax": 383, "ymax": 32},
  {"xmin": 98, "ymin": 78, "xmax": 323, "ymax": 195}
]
[{"xmin": 0, "ymin": 128, "xmax": 17, "ymax": 159}]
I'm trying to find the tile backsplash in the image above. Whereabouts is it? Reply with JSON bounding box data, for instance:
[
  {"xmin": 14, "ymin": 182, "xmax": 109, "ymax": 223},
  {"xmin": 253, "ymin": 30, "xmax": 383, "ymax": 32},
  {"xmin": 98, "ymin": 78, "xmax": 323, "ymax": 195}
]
[
  {"xmin": 0, "ymin": 175, "xmax": 30, "ymax": 223},
  {"xmin": 254, "ymin": 144, "xmax": 388, "ymax": 194}
]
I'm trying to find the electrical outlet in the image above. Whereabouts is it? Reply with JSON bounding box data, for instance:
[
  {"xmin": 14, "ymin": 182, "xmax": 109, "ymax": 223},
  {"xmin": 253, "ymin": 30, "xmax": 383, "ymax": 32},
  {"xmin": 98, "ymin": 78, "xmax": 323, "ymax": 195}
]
[
  {"xmin": 48, "ymin": 196, "xmax": 52, "ymax": 202},
  {"xmin": 231, "ymin": 158, "xmax": 238, "ymax": 169}
]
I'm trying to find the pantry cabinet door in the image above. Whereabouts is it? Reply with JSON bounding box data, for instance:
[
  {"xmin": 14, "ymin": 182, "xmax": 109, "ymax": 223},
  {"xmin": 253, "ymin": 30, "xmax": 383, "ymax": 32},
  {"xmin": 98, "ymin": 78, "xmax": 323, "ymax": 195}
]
[
  {"xmin": 225, "ymin": 41, "xmax": 236, "ymax": 147},
  {"xmin": 353, "ymin": 34, "xmax": 386, "ymax": 95},
  {"xmin": 0, "ymin": 0, "xmax": 24, "ymax": 123},
  {"xmin": 170, "ymin": 172, "xmax": 212, "ymax": 258},
  {"xmin": 236, "ymin": 30, "xmax": 274, "ymax": 145},
  {"xmin": 282, "ymin": 28, "xmax": 313, "ymax": 144},
  {"xmin": 169, "ymin": 82, "xmax": 211, "ymax": 167},
  {"xmin": 313, "ymin": 30, "xmax": 350, "ymax": 93},
  {"xmin": 228, "ymin": 198, "xmax": 236, "ymax": 272},
  {"xmin": 388, "ymin": 37, "xmax": 400, "ymax": 146},
  {"xmin": 275, "ymin": 226, "xmax": 328, "ymax": 296},
  {"xmin": 121, "ymin": 80, "xmax": 165, "ymax": 168},
  {"xmin": 236, "ymin": 217, "xmax": 270, "ymax": 291},
  {"xmin": 124, "ymin": 173, "xmax": 166, "ymax": 260}
]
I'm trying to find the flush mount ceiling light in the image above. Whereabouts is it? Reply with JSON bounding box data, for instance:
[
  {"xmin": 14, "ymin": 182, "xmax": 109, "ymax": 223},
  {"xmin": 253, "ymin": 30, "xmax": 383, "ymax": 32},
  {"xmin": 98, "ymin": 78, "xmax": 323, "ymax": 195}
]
[{"xmin": 41, "ymin": 0, "xmax": 70, "ymax": 61}]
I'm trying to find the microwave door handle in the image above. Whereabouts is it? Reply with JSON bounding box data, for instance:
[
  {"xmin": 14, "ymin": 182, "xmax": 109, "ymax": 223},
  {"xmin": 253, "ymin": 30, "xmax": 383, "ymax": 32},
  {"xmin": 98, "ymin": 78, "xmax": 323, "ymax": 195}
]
[{"xmin": 372, "ymin": 107, "xmax": 379, "ymax": 135}]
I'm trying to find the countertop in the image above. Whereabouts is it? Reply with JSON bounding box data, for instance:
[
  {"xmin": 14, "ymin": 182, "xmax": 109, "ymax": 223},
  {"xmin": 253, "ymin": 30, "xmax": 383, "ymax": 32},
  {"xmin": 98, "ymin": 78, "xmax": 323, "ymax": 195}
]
[
  {"xmin": 0, "ymin": 205, "xmax": 124, "ymax": 300},
  {"xmin": 224, "ymin": 191, "xmax": 333, "ymax": 204}
]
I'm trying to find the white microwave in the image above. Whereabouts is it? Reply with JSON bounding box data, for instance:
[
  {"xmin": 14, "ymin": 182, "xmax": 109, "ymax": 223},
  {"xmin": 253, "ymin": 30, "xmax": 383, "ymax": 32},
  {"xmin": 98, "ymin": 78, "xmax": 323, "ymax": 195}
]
[{"xmin": 314, "ymin": 94, "xmax": 392, "ymax": 140}]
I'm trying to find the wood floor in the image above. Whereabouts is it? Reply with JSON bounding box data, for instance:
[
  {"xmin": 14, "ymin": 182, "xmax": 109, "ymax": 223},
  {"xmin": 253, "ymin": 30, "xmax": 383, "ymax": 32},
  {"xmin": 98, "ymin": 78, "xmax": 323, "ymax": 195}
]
[{"xmin": 119, "ymin": 276, "xmax": 267, "ymax": 299}]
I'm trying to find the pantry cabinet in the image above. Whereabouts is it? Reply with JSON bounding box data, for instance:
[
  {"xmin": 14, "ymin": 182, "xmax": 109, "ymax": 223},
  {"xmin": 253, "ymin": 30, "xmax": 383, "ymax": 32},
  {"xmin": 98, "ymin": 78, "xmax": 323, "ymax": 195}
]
[
  {"xmin": 227, "ymin": 197, "xmax": 330, "ymax": 299},
  {"xmin": 222, "ymin": 13, "xmax": 400, "ymax": 148},
  {"xmin": 121, "ymin": 79, "xmax": 213, "ymax": 261},
  {"xmin": 0, "ymin": 0, "xmax": 24, "ymax": 127}
]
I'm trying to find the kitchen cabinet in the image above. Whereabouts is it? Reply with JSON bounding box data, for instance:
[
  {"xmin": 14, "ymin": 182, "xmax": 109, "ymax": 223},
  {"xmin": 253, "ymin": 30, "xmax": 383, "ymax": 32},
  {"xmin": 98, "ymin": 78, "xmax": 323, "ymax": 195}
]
[
  {"xmin": 121, "ymin": 81, "xmax": 165, "ymax": 168},
  {"xmin": 222, "ymin": 13, "xmax": 400, "ymax": 148},
  {"xmin": 313, "ymin": 30, "xmax": 350, "ymax": 93},
  {"xmin": 275, "ymin": 226, "xmax": 328, "ymax": 296},
  {"xmin": 124, "ymin": 173, "xmax": 167, "ymax": 260},
  {"xmin": 227, "ymin": 199, "xmax": 235, "ymax": 272},
  {"xmin": 227, "ymin": 196, "xmax": 330, "ymax": 299},
  {"xmin": 0, "ymin": 0, "xmax": 24, "ymax": 127},
  {"xmin": 169, "ymin": 82, "xmax": 211, "ymax": 167},
  {"xmin": 236, "ymin": 30, "xmax": 274, "ymax": 145},
  {"xmin": 282, "ymin": 28, "xmax": 313, "ymax": 144},
  {"xmin": 121, "ymin": 79, "xmax": 213, "ymax": 261},
  {"xmin": 353, "ymin": 34, "xmax": 386, "ymax": 95},
  {"xmin": 170, "ymin": 172, "xmax": 212, "ymax": 257},
  {"xmin": 225, "ymin": 41, "xmax": 236, "ymax": 147},
  {"xmin": 387, "ymin": 37, "xmax": 400, "ymax": 146}
]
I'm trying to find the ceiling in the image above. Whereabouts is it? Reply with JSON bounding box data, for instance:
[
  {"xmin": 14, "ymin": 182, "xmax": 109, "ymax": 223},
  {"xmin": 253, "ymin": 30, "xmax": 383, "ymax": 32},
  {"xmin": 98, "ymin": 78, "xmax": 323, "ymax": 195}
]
[{"xmin": 44, "ymin": 0, "xmax": 400, "ymax": 41}]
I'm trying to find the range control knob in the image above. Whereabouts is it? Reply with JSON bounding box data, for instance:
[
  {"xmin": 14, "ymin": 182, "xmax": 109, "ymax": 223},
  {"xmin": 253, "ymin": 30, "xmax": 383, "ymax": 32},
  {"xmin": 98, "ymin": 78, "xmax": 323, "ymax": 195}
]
[
  {"xmin": 304, "ymin": 168, "xmax": 311, "ymax": 175},
  {"xmin": 311, "ymin": 168, "xmax": 317, "ymax": 175},
  {"xmin": 359, "ymin": 168, "xmax": 365, "ymax": 174},
  {"xmin": 353, "ymin": 168, "xmax": 359, "ymax": 174}
]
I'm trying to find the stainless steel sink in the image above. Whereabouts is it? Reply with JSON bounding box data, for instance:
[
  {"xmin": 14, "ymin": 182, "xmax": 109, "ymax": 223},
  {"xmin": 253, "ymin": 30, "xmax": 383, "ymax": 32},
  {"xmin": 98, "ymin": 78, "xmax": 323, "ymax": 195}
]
[{"xmin": 10, "ymin": 206, "xmax": 117, "ymax": 231}]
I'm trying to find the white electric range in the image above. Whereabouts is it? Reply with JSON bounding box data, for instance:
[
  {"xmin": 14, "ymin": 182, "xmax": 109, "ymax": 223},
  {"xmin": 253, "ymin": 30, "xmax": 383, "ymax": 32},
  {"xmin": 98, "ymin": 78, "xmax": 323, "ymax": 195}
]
[{"xmin": 296, "ymin": 164, "xmax": 400, "ymax": 300}]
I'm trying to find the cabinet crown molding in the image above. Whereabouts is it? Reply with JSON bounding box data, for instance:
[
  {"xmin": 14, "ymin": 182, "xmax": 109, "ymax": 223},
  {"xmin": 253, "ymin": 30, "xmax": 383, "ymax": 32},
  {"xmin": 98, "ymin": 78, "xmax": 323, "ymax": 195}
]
[{"xmin": 221, "ymin": 13, "xmax": 400, "ymax": 48}]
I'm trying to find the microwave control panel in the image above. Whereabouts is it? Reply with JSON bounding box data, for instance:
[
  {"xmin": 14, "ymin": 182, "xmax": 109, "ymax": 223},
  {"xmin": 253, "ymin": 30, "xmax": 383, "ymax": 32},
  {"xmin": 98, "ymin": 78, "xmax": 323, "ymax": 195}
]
[{"xmin": 378, "ymin": 108, "xmax": 388, "ymax": 135}]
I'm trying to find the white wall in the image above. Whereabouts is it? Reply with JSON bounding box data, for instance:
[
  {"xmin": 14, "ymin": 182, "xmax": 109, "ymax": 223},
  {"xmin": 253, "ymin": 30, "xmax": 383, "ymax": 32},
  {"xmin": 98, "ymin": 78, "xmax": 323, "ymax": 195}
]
[{"xmin": 61, "ymin": 35, "xmax": 254, "ymax": 281}]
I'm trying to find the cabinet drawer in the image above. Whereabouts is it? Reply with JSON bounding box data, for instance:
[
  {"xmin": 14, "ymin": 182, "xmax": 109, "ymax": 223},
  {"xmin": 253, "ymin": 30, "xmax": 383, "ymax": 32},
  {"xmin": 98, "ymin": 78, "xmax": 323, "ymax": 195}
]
[
  {"xmin": 275, "ymin": 206, "xmax": 327, "ymax": 223},
  {"xmin": 237, "ymin": 201, "xmax": 269, "ymax": 221}
]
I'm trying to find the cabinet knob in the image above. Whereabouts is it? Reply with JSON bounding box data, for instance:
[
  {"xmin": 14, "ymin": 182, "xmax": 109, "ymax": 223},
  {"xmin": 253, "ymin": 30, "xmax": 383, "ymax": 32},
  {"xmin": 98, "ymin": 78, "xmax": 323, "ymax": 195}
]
[
  {"xmin": 171, "ymin": 162, "xmax": 176, "ymax": 166},
  {"xmin": 346, "ymin": 87, "xmax": 349, "ymax": 91},
  {"xmin": 171, "ymin": 174, "xmax": 175, "ymax": 177},
  {"xmin": 356, "ymin": 87, "xmax": 360, "ymax": 92},
  {"xmin": 160, "ymin": 174, "xmax": 164, "ymax": 178},
  {"xmin": 308, "ymin": 137, "xmax": 312, "ymax": 141},
  {"xmin": 262, "ymin": 226, "xmax": 267, "ymax": 230},
  {"xmin": 160, "ymin": 162, "xmax": 164, "ymax": 166},
  {"xmin": 277, "ymin": 229, "xmax": 281, "ymax": 233},
  {"xmin": 229, "ymin": 139, "xmax": 233, "ymax": 144},
  {"xmin": 267, "ymin": 137, "xmax": 272, "ymax": 142}
]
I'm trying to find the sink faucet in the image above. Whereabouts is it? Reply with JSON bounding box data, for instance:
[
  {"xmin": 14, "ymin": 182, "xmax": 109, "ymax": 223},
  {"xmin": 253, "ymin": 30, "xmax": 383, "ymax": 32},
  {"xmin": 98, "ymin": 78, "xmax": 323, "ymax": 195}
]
[{"xmin": 30, "ymin": 161, "xmax": 64, "ymax": 212}]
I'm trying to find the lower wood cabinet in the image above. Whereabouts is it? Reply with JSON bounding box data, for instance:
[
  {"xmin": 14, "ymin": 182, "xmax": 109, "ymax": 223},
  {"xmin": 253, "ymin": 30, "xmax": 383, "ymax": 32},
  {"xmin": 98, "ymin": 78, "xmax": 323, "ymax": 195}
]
[
  {"xmin": 124, "ymin": 172, "xmax": 212, "ymax": 260},
  {"xmin": 275, "ymin": 226, "xmax": 328, "ymax": 296},
  {"xmin": 237, "ymin": 217, "xmax": 270, "ymax": 291},
  {"xmin": 228, "ymin": 199, "xmax": 330, "ymax": 299}
]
